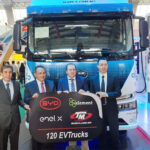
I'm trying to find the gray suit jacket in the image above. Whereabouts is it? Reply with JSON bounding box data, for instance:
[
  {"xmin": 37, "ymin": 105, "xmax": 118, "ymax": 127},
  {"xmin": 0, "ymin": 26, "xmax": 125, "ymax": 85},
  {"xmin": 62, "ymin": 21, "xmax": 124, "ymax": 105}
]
[{"xmin": 0, "ymin": 80, "xmax": 25, "ymax": 129}]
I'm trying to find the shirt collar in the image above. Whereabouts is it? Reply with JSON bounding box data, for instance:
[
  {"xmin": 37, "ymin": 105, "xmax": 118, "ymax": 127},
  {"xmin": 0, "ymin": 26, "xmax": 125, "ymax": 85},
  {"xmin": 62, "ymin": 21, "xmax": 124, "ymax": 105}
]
[
  {"xmin": 36, "ymin": 79, "xmax": 45, "ymax": 84},
  {"xmin": 67, "ymin": 76, "xmax": 76, "ymax": 80},
  {"xmin": 99, "ymin": 73, "xmax": 107, "ymax": 78},
  {"xmin": 3, "ymin": 80, "xmax": 12, "ymax": 85}
]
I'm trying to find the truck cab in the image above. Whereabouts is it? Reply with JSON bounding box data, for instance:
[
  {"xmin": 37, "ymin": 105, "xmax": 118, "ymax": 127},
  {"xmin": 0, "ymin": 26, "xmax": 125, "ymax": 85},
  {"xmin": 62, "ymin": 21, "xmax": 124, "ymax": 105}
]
[{"xmin": 13, "ymin": 0, "xmax": 149, "ymax": 132}]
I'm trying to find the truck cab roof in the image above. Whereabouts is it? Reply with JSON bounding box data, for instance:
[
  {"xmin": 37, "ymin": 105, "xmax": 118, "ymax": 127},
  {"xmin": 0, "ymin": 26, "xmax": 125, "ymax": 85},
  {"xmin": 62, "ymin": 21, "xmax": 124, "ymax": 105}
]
[{"xmin": 27, "ymin": 0, "xmax": 133, "ymax": 15}]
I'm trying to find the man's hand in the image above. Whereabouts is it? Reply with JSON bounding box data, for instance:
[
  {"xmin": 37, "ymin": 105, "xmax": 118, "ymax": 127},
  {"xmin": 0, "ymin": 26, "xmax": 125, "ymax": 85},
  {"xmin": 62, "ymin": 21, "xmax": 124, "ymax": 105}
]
[
  {"xmin": 63, "ymin": 90, "xmax": 69, "ymax": 94},
  {"xmin": 32, "ymin": 93, "xmax": 39, "ymax": 99},
  {"xmin": 96, "ymin": 92, "xmax": 108, "ymax": 98},
  {"xmin": 24, "ymin": 105, "xmax": 30, "ymax": 110},
  {"xmin": 57, "ymin": 91, "xmax": 62, "ymax": 94},
  {"xmin": 78, "ymin": 89, "xmax": 85, "ymax": 94},
  {"xmin": 57, "ymin": 91, "xmax": 69, "ymax": 94}
]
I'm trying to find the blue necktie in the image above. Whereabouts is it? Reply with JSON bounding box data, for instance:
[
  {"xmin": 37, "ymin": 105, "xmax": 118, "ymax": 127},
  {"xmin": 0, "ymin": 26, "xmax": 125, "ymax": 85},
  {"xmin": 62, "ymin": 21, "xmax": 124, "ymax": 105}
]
[
  {"xmin": 101, "ymin": 76, "xmax": 105, "ymax": 92},
  {"xmin": 6, "ymin": 83, "xmax": 11, "ymax": 98},
  {"xmin": 70, "ymin": 79, "xmax": 75, "ymax": 92}
]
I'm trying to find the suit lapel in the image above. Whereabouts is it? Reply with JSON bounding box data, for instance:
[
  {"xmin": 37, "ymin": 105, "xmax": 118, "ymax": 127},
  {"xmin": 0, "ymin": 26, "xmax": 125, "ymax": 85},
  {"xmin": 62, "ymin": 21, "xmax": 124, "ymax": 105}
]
[
  {"xmin": 96, "ymin": 74, "xmax": 100, "ymax": 91},
  {"xmin": 34, "ymin": 81, "xmax": 40, "ymax": 93},
  {"xmin": 107, "ymin": 74, "xmax": 111, "ymax": 92},
  {"xmin": 45, "ymin": 80, "xmax": 50, "ymax": 92},
  {"xmin": 76, "ymin": 76, "xmax": 80, "ymax": 91},
  {"xmin": 12, "ymin": 81, "xmax": 16, "ymax": 103},
  {"xmin": 65, "ymin": 76, "xmax": 69, "ymax": 91},
  {"xmin": 0, "ymin": 80, "xmax": 6, "ymax": 92},
  {"xmin": 0, "ymin": 80, "xmax": 11, "ymax": 102}
]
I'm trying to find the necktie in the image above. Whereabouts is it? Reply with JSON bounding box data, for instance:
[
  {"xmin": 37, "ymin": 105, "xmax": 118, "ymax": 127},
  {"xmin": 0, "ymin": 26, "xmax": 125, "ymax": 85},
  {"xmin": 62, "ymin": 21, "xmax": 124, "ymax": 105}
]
[
  {"xmin": 41, "ymin": 82, "xmax": 46, "ymax": 93},
  {"xmin": 101, "ymin": 76, "xmax": 105, "ymax": 92},
  {"xmin": 6, "ymin": 83, "xmax": 11, "ymax": 98},
  {"xmin": 70, "ymin": 79, "xmax": 75, "ymax": 92}
]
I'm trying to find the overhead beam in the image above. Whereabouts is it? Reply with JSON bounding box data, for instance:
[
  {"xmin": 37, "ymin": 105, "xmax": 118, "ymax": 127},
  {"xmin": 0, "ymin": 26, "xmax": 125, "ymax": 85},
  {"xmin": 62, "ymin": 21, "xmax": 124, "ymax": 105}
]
[{"xmin": 0, "ymin": 0, "xmax": 13, "ymax": 7}]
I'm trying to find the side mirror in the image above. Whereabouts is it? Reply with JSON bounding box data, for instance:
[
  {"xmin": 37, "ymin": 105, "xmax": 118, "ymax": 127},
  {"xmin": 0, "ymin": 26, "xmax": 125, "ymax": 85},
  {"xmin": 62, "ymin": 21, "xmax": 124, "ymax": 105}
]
[
  {"xmin": 13, "ymin": 21, "xmax": 21, "ymax": 51},
  {"xmin": 139, "ymin": 19, "xmax": 149, "ymax": 49}
]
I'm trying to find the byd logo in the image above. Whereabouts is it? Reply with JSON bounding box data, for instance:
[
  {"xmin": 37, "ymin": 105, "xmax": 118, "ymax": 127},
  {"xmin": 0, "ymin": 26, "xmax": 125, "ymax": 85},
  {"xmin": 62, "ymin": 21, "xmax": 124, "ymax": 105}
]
[
  {"xmin": 40, "ymin": 97, "xmax": 61, "ymax": 110},
  {"xmin": 70, "ymin": 111, "xmax": 92, "ymax": 122}
]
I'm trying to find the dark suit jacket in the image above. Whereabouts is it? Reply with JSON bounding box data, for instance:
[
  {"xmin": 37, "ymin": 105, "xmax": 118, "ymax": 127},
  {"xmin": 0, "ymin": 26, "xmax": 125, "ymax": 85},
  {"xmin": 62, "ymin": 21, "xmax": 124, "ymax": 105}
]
[
  {"xmin": 90, "ymin": 74, "xmax": 121, "ymax": 112},
  {"xmin": 24, "ymin": 80, "xmax": 56, "ymax": 104},
  {"xmin": 57, "ymin": 75, "xmax": 88, "ymax": 92},
  {"xmin": 0, "ymin": 80, "xmax": 25, "ymax": 129}
]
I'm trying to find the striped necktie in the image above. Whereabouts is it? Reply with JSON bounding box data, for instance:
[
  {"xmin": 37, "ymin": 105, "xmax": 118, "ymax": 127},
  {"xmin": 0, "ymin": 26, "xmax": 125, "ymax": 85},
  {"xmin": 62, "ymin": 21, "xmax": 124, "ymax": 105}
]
[
  {"xmin": 70, "ymin": 79, "xmax": 75, "ymax": 92},
  {"xmin": 6, "ymin": 83, "xmax": 11, "ymax": 98},
  {"xmin": 41, "ymin": 82, "xmax": 46, "ymax": 93}
]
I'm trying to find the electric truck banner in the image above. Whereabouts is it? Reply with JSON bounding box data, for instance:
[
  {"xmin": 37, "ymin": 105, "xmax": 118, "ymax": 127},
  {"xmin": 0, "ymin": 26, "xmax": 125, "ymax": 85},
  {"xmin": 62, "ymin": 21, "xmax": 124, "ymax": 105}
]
[{"xmin": 29, "ymin": 92, "xmax": 103, "ymax": 143}]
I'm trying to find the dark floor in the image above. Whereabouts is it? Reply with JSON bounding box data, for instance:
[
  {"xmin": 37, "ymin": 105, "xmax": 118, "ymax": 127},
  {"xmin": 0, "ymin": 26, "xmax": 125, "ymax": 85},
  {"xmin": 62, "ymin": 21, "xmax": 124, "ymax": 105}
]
[
  {"xmin": 16, "ymin": 116, "xmax": 150, "ymax": 150},
  {"xmin": 53, "ymin": 129, "xmax": 150, "ymax": 150}
]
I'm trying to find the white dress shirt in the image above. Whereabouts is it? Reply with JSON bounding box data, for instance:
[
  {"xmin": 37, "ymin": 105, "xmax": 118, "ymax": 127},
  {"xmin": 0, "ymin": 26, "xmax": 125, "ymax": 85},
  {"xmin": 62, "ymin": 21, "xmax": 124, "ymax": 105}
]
[
  {"xmin": 99, "ymin": 73, "xmax": 107, "ymax": 92},
  {"xmin": 67, "ymin": 76, "xmax": 77, "ymax": 92},
  {"xmin": 36, "ymin": 79, "xmax": 46, "ymax": 93},
  {"xmin": 12, "ymin": 64, "xmax": 18, "ymax": 73},
  {"xmin": 3, "ymin": 80, "xmax": 14, "ymax": 100}
]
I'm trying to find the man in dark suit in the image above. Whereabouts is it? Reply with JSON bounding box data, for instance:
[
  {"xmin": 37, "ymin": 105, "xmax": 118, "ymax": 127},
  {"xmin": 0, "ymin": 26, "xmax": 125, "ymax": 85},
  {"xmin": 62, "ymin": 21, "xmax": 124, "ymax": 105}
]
[
  {"xmin": 90, "ymin": 58, "xmax": 121, "ymax": 150},
  {"xmin": 57, "ymin": 64, "xmax": 88, "ymax": 93},
  {"xmin": 24, "ymin": 66, "xmax": 55, "ymax": 150},
  {"xmin": 57, "ymin": 63, "xmax": 89, "ymax": 150},
  {"xmin": 0, "ymin": 65, "xmax": 30, "ymax": 150}
]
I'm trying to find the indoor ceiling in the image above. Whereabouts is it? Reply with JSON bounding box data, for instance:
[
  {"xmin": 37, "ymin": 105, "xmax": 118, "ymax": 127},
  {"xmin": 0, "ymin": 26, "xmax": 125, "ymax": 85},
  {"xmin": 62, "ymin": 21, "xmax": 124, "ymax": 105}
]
[
  {"xmin": 0, "ymin": 0, "xmax": 31, "ymax": 4},
  {"xmin": 137, "ymin": 0, "xmax": 150, "ymax": 5},
  {"xmin": 0, "ymin": 0, "xmax": 31, "ymax": 8}
]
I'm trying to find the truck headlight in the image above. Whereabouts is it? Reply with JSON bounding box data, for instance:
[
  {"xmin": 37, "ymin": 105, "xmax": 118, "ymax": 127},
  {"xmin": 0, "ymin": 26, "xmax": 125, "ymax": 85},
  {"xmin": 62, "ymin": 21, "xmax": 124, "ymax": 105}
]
[{"xmin": 118, "ymin": 101, "xmax": 137, "ymax": 111}]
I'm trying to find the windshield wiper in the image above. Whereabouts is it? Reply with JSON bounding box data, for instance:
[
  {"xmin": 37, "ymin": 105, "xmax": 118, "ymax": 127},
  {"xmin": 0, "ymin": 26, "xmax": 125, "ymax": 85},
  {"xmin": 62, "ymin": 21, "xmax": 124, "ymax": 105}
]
[
  {"xmin": 100, "ymin": 49, "xmax": 120, "ymax": 58},
  {"xmin": 49, "ymin": 52, "xmax": 74, "ymax": 59},
  {"xmin": 73, "ymin": 49, "xmax": 121, "ymax": 60}
]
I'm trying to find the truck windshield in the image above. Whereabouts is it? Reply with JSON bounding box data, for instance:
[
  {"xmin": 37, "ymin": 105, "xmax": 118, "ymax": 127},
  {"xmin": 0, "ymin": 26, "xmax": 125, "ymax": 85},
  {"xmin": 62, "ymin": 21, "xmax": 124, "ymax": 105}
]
[{"xmin": 28, "ymin": 18, "xmax": 132, "ymax": 59}]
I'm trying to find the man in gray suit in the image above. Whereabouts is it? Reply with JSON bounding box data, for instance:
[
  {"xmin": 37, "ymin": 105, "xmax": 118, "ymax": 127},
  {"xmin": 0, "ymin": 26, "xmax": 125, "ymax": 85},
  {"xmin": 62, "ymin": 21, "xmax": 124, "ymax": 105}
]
[{"xmin": 0, "ymin": 65, "xmax": 30, "ymax": 150}]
